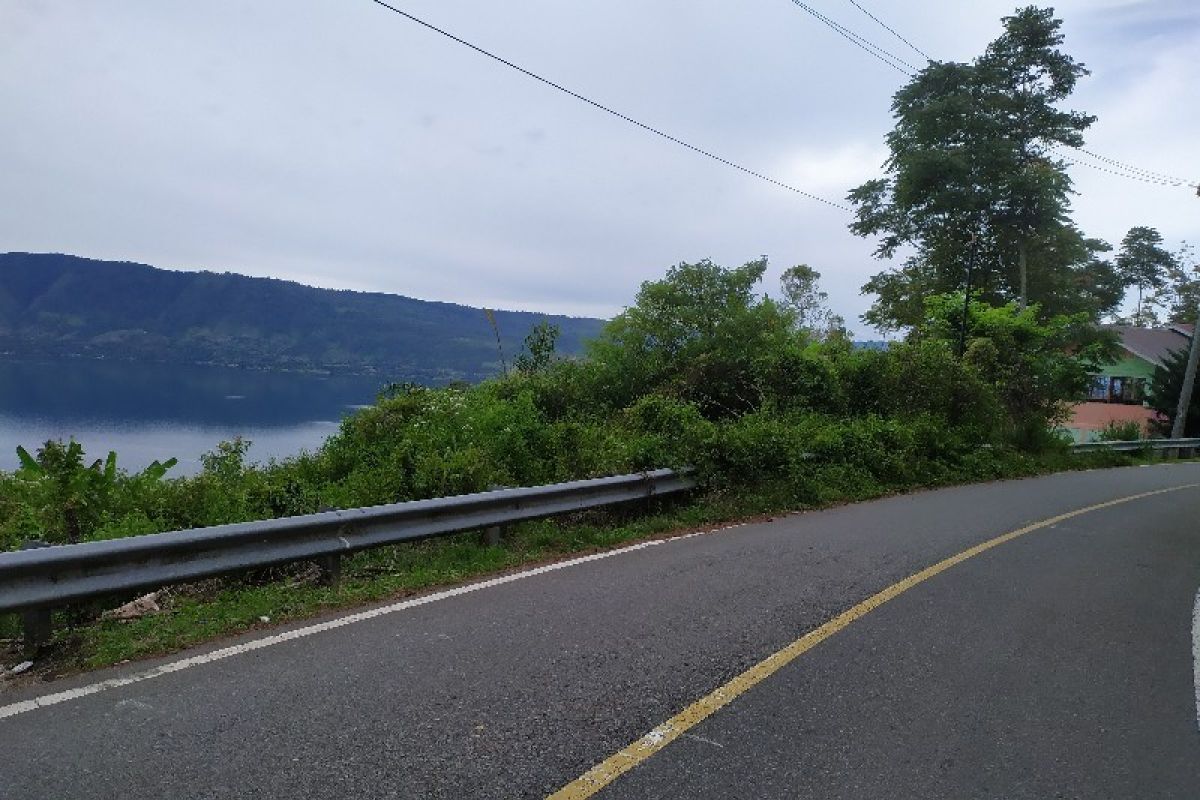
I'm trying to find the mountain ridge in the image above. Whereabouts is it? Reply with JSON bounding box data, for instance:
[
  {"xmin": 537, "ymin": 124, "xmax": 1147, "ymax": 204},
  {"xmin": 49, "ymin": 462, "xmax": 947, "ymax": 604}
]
[{"xmin": 0, "ymin": 253, "xmax": 606, "ymax": 382}]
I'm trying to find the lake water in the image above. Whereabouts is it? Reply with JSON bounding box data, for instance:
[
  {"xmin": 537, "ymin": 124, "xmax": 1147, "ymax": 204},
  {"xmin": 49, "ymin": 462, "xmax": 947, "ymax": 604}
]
[{"xmin": 0, "ymin": 359, "xmax": 389, "ymax": 475}]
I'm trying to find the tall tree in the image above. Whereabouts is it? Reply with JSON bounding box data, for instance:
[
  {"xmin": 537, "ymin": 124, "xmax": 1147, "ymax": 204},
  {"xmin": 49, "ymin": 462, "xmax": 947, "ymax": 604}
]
[
  {"xmin": 849, "ymin": 6, "xmax": 1095, "ymax": 330},
  {"xmin": 1169, "ymin": 241, "xmax": 1199, "ymax": 324},
  {"xmin": 1153, "ymin": 240, "xmax": 1197, "ymax": 324},
  {"xmin": 779, "ymin": 264, "xmax": 845, "ymax": 340},
  {"xmin": 1024, "ymin": 225, "xmax": 1122, "ymax": 319},
  {"xmin": 1114, "ymin": 226, "xmax": 1175, "ymax": 326},
  {"xmin": 514, "ymin": 320, "xmax": 560, "ymax": 374}
]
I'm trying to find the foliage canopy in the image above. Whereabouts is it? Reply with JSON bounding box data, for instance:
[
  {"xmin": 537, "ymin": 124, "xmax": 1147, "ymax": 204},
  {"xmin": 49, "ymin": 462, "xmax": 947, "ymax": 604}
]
[
  {"xmin": 849, "ymin": 6, "xmax": 1114, "ymax": 331},
  {"xmin": 1114, "ymin": 226, "xmax": 1177, "ymax": 326},
  {"xmin": 1148, "ymin": 346, "xmax": 1200, "ymax": 437}
]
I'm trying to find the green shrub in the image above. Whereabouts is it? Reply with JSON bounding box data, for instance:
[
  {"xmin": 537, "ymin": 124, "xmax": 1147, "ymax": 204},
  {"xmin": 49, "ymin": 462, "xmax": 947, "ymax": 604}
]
[
  {"xmin": 0, "ymin": 258, "xmax": 1107, "ymax": 552},
  {"xmin": 1096, "ymin": 419, "xmax": 1144, "ymax": 442}
]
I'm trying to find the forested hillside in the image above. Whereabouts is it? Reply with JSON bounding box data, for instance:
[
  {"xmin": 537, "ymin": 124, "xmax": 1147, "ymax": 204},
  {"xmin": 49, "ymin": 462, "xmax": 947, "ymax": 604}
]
[{"xmin": 0, "ymin": 253, "xmax": 605, "ymax": 381}]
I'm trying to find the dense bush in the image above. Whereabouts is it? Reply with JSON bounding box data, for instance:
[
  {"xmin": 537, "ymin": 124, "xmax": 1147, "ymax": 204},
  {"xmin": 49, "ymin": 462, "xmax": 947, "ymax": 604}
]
[
  {"xmin": 1148, "ymin": 346, "xmax": 1199, "ymax": 437},
  {"xmin": 0, "ymin": 259, "xmax": 1104, "ymax": 551}
]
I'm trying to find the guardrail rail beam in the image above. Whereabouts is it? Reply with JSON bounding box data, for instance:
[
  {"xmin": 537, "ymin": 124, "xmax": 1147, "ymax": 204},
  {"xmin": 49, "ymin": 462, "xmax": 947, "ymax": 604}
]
[{"xmin": 0, "ymin": 469, "xmax": 696, "ymax": 650}]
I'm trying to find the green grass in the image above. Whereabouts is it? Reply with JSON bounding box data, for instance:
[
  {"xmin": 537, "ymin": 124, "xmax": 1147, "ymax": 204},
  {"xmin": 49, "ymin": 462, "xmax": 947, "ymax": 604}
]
[{"xmin": 0, "ymin": 449, "xmax": 1162, "ymax": 677}]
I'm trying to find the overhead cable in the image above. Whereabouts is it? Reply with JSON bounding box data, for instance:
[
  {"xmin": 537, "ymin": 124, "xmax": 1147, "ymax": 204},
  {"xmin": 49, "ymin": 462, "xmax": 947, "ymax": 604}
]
[
  {"xmin": 789, "ymin": 1, "xmax": 916, "ymax": 76},
  {"xmin": 1069, "ymin": 147, "xmax": 1198, "ymax": 188},
  {"xmin": 367, "ymin": 0, "xmax": 849, "ymax": 210},
  {"xmin": 845, "ymin": 0, "xmax": 932, "ymax": 61},
  {"xmin": 802, "ymin": 0, "xmax": 1198, "ymax": 191},
  {"xmin": 1049, "ymin": 147, "xmax": 1197, "ymax": 188}
]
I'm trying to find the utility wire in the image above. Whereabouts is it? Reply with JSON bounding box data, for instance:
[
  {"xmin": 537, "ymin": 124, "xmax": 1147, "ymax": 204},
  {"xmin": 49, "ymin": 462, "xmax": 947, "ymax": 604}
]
[
  {"xmin": 1070, "ymin": 147, "xmax": 1198, "ymax": 188},
  {"xmin": 845, "ymin": 0, "xmax": 932, "ymax": 61},
  {"xmin": 366, "ymin": 0, "xmax": 849, "ymax": 211},
  {"xmin": 789, "ymin": 1, "xmax": 916, "ymax": 76},
  {"xmin": 1049, "ymin": 147, "xmax": 1196, "ymax": 188},
  {"xmin": 806, "ymin": 0, "xmax": 1198, "ymax": 191}
]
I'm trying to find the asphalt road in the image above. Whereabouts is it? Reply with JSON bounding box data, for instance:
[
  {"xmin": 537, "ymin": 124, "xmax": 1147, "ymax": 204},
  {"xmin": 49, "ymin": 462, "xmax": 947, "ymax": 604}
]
[{"xmin": 2, "ymin": 464, "xmax": 1199, "ymax": 799}]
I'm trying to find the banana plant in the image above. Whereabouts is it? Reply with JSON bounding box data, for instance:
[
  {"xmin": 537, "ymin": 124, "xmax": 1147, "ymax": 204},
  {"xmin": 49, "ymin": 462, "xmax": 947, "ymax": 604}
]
[{"xmin": 13, "ymin": 440, "xmax": 177, "ymax": 544}]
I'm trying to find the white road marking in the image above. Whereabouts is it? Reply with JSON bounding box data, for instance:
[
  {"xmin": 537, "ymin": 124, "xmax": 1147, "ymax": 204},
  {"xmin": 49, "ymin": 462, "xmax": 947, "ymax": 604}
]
[
  {"xmin": 681, "ymin": 732, "xmax": 725, "ymax": 749},
  {"xmin": 0, "ymin": 524, "xmax": 744, "ymax": 721},
  {"xmin": 1193, "ymin": 587, "xmax": 1200, "ymax": 732}
]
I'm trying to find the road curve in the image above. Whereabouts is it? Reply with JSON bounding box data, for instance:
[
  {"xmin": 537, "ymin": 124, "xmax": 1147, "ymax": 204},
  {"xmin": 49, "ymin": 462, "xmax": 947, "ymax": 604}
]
[{"xmin": 2, "ymin": 464, "xmax": 1199, "ymax": 799}]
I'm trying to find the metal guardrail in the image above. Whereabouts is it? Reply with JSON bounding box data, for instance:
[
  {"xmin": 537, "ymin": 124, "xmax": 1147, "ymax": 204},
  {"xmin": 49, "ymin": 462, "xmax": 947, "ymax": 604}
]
[
  {"xmin": 0, "ymin": 470, "xmax": 695, "ymax": 640},
  {"xmin": 1070, "ymin": 438, "xmax": 1200, "ymax": 454},
  {"xmin": 4, "ymin": 439, "xmax": 1192, "ymax": 649}
]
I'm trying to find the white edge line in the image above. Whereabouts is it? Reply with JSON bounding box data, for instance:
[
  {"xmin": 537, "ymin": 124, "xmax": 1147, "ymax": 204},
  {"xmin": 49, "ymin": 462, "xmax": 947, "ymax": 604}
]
[
  {"xmin": 0, "ymin": 524, "xmax": 738, "ymax": 721},
  {"xmin": 1192, "ymin": 586, "xmax": 1200, "ymax": 733}
]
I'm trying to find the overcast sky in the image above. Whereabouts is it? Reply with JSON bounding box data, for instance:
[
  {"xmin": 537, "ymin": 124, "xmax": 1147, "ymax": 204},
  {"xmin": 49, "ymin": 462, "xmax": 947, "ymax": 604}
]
[{"xmin": 3, "ymin": 1, "xmax": 1197, "ymax": 331}]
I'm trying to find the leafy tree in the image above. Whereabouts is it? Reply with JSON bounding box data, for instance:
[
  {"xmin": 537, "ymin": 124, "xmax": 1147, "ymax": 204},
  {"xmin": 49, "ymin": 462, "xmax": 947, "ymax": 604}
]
[
  {"xmin": 1148, "ymin": 346, "xmax": 1199, "ymax": 436},
  {"xmin": 779, "ymin": 264, "xmax": 845, "ymax": 340},
  {"xmin": 975, "ymin": 7, "xmax": 1096, "ymax": 310},
  {"xmin": 199, "ymin": 437, "xmax": 251, "ymax": 483},
  {"xmin": 1022, "ymin": 226, "xmax": 1122, "ymax": 319},
  {"xmin": 916, "ymin": 295, "xmax": 1116, "ymax": 446},
  {"xmin": 1115, "ymin": 226, "xmax": 1175, "ymax": 326},
  {"xmin": 861, "ymin": 227, "xmax": 1120, "ymax": 333},
  {"xmin": 850, "ymin": 6, "xmax": 1096, "ymax": 329},
  {"xmin": 1154, "ymin": 241, "xmax": 1198, "ymax": 324},
  {"xmin": 587, "ymin": 258, "xmax": 795, "ymax": 417},
  {"xmin": 514, "ymin": 321, "xmax": 560, "ymax": 374}
]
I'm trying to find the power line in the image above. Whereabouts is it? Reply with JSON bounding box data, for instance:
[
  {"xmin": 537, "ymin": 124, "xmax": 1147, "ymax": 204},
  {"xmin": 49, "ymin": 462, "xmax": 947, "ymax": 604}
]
[
  {"xmin": 789, "ymin": 1, "xmax": 916, "ymax": 76},
  {"xmin": 366, "ymin": 0, "xmax": 849, "ymax": 211},
  {"xmin": 845, "ymin": 0, "xmax": 932, "ymax": 61},
  {"xmin": 806, "ymin": 0, "xmax": 1198, "ymax": 192},
  {"xmin": 1048, "ymin": 147, "xmax": 1196, "ymax": 188},
  {"xmin": 1069, "ymin": 147, "xmax": 1198, "ymax": 188}
]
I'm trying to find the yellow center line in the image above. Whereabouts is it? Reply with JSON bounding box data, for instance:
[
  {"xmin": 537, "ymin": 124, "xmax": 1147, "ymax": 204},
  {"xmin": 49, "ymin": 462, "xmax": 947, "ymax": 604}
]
[{"xmin": 547, "ymin": 483, "xmax": 1200, "ymax": 799}]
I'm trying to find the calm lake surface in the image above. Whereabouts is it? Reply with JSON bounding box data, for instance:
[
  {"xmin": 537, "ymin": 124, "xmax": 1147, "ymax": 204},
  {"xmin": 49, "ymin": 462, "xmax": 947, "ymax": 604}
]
[{"xmin": 0, "ymin": 359, "xmax": 389, "ymax": 475}]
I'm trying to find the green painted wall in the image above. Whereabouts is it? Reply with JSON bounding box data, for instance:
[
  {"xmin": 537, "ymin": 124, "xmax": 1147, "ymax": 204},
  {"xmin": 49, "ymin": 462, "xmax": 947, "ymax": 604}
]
[{"xmin": 1096, "ymin": 352, "xmax": 1156, "ymax": 382}]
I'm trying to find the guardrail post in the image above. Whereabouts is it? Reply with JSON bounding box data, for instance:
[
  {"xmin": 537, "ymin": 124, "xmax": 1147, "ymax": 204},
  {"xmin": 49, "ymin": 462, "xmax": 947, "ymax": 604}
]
[
  {"xmin": 22, "ymin": 608, "xmax": 51, "ymax": 656},
  {"xmin": 316, "ymin": 554, "xmax": 342, "ymax": 587},
  {"xmin": 312, "ymin": 510, "xmax": 345, "ymax": 587},
  {"xmin": 482, "ymin": 485, "xmax": 506, "ymax": 547},
  {"xmin": 20, "ymin": 541, "xmax": 52, "ymax": 655}
]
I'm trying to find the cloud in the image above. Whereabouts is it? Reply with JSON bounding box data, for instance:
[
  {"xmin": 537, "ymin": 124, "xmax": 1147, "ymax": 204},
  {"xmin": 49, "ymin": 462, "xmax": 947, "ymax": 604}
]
[
  {"xmin": 0, "ymin": 0, "xmax": 1195, "ymax": 332},
  {"xmin": 778, "ymin": 143, "xmax": 889, "ymax": 196}
]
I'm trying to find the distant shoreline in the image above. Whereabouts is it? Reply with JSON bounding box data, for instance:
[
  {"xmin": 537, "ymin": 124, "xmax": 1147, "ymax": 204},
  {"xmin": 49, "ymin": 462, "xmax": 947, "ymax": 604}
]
[{"xmin": 0, "ymin": 352, "xmax": 391, "ymax": 379}]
